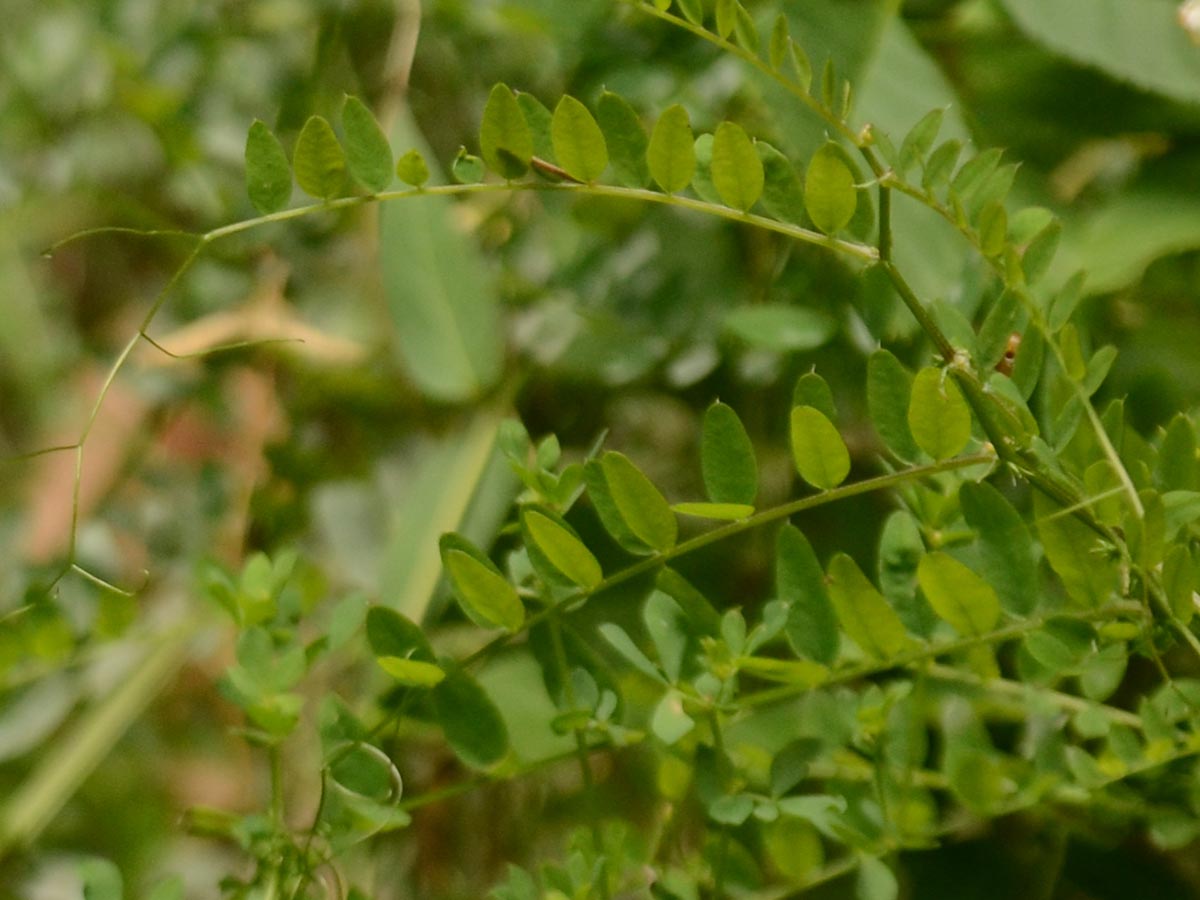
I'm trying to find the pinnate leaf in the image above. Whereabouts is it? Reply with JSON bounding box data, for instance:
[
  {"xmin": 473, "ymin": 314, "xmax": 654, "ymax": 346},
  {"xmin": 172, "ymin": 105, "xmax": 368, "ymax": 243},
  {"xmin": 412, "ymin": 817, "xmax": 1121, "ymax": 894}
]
[
  {"xmin": 597, "ymin": 91, "xmax": 650, "ymax": 188},
  {"xmin": 244, "ymin": 120, "xmax": 292, "ymax": 214},
  {"xmin": 648, "ymin": 104, "xmax": 695, "ymax": 194},
  {"xmin": 805, "ymin": 143, "xmax": 857, "ymax": 235},
  {"xmin": 551, "ymin": 95, "xmax": 608, "ymax": 183},
  {"xmin": 790, "ymin": 406, "xmax": 850, "ymax": 490},
  {"xmin": 341, "ymin": 95, "xmax": 393, "ymax": 192},
  {"xmin": 293, "ymin": 115, "xmax": 346, "ymax": 200},
  {"xmin": 711, "ymin": 121, "xmax": 764, "ymax": 212},
  {"xmin": 701, "ymin": 401, "xmax": 757, "ymax": 505},
  {"xmin": 586, "ymin": 452, "xmax": 677, "ymax": 553},
  {"xmin": 908, "ymin": 367, "xmax": 971, "ymax": 460},
  {"xmin": 480, "ymin": 83, "xmax": 533, "ymax": 179}
]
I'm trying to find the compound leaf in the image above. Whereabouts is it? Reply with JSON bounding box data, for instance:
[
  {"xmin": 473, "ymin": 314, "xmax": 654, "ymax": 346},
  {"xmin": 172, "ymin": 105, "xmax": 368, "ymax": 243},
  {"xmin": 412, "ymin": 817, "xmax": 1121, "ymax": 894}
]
[
  {"xmin": 244, "ymin": 120, "xmax": 292, "ymax": 214},
  {"xmin": 293, "ymin": 115, "xmax": 346, "ymax": 200},
  {"xmin": 551, "ymin": 95, "xmax": 608, "ymax": 183},
  {"xmin": 341, "ymin": 95, "xmax": 393, "ymax": 192},
  {"xmin": 480, "ymin": 83, "xmax": 533, "ymax": 179},
  {"xmin": 648, "ymin": 104, "xmax": 696, "ymax": 194}
]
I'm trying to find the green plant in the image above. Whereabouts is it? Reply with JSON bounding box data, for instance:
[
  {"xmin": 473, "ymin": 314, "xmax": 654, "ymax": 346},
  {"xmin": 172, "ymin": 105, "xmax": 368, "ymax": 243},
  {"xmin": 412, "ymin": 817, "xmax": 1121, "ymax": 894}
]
[{"xmin": 6, "ymin": 1, "xmax": 1200, "ymax": 898}]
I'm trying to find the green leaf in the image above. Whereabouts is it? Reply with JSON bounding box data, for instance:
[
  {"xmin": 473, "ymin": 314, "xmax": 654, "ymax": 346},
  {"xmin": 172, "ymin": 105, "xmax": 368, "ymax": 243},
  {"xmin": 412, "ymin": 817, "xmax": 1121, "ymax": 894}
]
[
  {"xmin": 908, "ymin": 367, "xmax": 971, "ymax": 460},
  {"xmin": 647, "ymin": 104, "xmax": 696, "ymax": 194},
  {"xmin": 792, "ymin": 371, "xmax": 836, "ymax": 423},
  {"xmin": 439, "ymin": 534, "xmax": 524, "ymax": 631},
  {"xmin": 777, "ymin": 525, "xmax": 839, "ymax": 665},
  {"xmin": 917, "ymin": 552, "xmax": 1001, "ymax": 636},
  {"xmin": 366, "ymin": 607, "xmax": 435, "ymax": 662},
  {"xmin": 959, "ymin": 482, "xmax": 1038, "ymax": 616},
  {"xmin": 675, "ymin": 0, "xmax": 704, "ymax": 26},
  {"xmin": 433, "ymin": 665, "xmax": 509, "ymax": 769},
  {"xmin": 584, "ymin": 461, "xmax": 654, "ymax": 555},
  {"xmin": 950, "ymin": 148, "xmax": 1004, "ymax": 206},
  {"xmin": 878, "ymin": 510, "xmax": 937, "ymax": 638},
  {"xmin": 244, "ymin": 120, "xmax": 292, "ymax": 214},
  {"xmin": 1033, "ymin": 494, "xmax": 1118, "ymax": 607},
  {"xmin": 923, "ymin": 139, "xmax": 961, "ymax": 191},
  {"xmin": 598, "ymin": 451, "xmax": 677, "ymax": 552},
  {"xmin": 756, "ymin": 141, "xmax": 806, "ymax": 223},
  {"xmin": 293, "ymin": 115, "xmax": 346, "ymax": 200},
  {"xmin": 645, "ymin": 590, "xmax": 689, "ymax": 682},
  {"xmin": 723, "ymin": 304, "xmax": 837, "ymax": 352},
  {"xmin": 651, "ymin": 691, "xmax": 695, "ymax": 744},
  {"xmin": 381, "ymin": 115, "xmax": 502, "ymax": 402},
  {"xmin": 551, "ymin": 95, "xmax": 608, "ymax": 183},
  {"xmin": 827, "ymin": 555, "xmax": 911, "ymax": 660},
  {"xmin": 715, "ymin": 0, "xmax": 736, "ymax": 38},
  {"xmin": 867, "ymin": 349, "xmax": 923, "ymax": 462},
  {"xmin": 1158, "ymin": 413, "xmax": 1198, "ymax": 492},
  {"xmin": 656, "ymin": 568, "xmax": 722, "ymax": 635},
  {"xmin": 999, "ymin": 0, "xmax": 1200, "ymax": 105},
  {"xmin": 768, "ymin": 14, "xmax": 789, "ymax": 69},
  {"xmin": 701, "ymin": 401, "xmax": 757, "ymax": 505},
  {"xmin": 341, "ymin": 95, "xmax": 393, "ymax": 193},
  {"xmin": 672, "ymin": 502, "xmax": 755, "ymax": 520},
  {"xmin": 898, "ymin": 107, "xmax": 943, "ymax": 176},
  {"xmin": 599, "ymin": 623, "xmax": 666, "ymax": 683},
  {"xmin": 1022, "ymin": 220, "xmax": 1062, "ymax": 286},
  {"xmin": 857, "ymin": 856, "xmax": 899, "ymax": 900},
  {"xmin": 377, "ymin": 656, "xmax": 445, "ymax": 687},
  {"xmin": 596, "ymin": 91, "xmax": 651, "ymax": 188},
  {"xmin": 732, "ymin": 4, "xmax": 759, "ymax": 52},
  {"xmin": 710, "ymin": 121, "xmax": 764, "ymax": 212},
  {"xmin": 480, "ymin": 83, "xmax": 533, "ymax": 179},
  {"xmin": 516, "ymin": 92, "xmax": 554, "ymax": 161},
  {"xmin": 395, "ymin": 148, "xmax": 429, "ymax": 187},
  {"xmin": 80, "ymin": 858, "xmax": 123, "ymax": 900},
  {"xmin": 521, "ymin": 506, "xmax": 603, "ymax": 589},
  {"xmin": 805, "ymin": 143, "xmax": 857, "ymax": 235},
  {"xmin": 789, "ymin": 406, "xmax": 851, "ymax": 490},
  {"xmin": 451, "ymin": 147, "xmax": 485, "ymax": 183}
]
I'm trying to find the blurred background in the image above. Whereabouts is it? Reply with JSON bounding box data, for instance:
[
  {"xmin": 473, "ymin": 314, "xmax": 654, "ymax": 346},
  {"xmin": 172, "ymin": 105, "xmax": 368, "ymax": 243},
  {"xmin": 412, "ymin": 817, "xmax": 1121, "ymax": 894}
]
[{"xmin": 2, "ymin": 0, "xmax": 1200, "ymax": 897}]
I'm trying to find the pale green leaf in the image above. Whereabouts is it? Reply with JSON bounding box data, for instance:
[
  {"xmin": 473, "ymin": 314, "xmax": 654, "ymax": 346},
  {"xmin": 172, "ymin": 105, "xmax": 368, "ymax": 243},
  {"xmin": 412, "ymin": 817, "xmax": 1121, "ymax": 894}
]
[
  {"xmin": 551, "ymin": 95, "xmax": 608, "ymax": 183},
  {"xmin": 341, "ymin": 95, "xmax": 393, "ymax": 193},
  {"xmin": 377, "ymin": 656, "xmax": 445, "ymax": 687},
  {"xmin": 897, "ymin": 107, "xmax": 943, "ymax": 176},
  {"xmin": 857, "ymin": 856, "xmax": 899, "ymax": 900},
  {"xmin": 805, "ymin": 143, "xmax": 857, "ymax": 235},
  {"xmin": 701, "ymin": 401, "xmax": 757, "ymax": 505},
  {"xmin": 244, "ymin": 120, "xmax": 291, "ymax": 214},
  {"xmin": 723, "ymin": 304, "xmax": 837, "ymax": 352},
  {"xmin": 293, "ymin": 115, "xmax": 346, "ymax": 200},
  {"xmin": 596, "ymin": 91, "xmax": 651, "ymax": 188},
  {"xmin": 522, "ymin": 506, "xmax": 603, "ymax": 589},
  {"xmin": 907, "ymin": 367, "xmax": 971, "ymax": 460},
  {"xmin": 451, "ymin": 147, "xmax": 485, "ymax": 183},
  {"xmin": 777, "ymin": 525, "xmax": 839, "ymax": 664},
  {"xmin": 917, "ymin": 552, "xmax": 1001, "ymax": 636},
  {"xmin": 827, "ymin": 555, "xmax": 911, "ymax": 660},
  {"xmin": 651, "ymin": 691, "xmax": 695, "ymax": 744},
  {"xmin": 647, "ymin": 104, "xmax": 695, "ymax": 194},
  {"xmin": 711, "ymin": 121, "xmax": 764, "ymax": 212},
  {"xmin": 671, "ymin": 502, "xmax": 755, "ymax": 520},
  {"xmin": 480, "ymin": 83, "xmax": 533, "ymax": 179},
  {"xmin": 790, "ymin": 406, "xmax": 850, "ymax": 490},
  {"xmin": 599, "ymin": 623, "xmax": 666, "ymax": 683}
]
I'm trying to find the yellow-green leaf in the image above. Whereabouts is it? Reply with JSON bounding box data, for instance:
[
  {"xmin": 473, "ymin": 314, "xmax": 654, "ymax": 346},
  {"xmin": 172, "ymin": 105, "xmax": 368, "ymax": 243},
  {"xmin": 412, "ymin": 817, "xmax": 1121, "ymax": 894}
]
[
  {"xmin": 522, "ymin": 507, "xmax": 603, "ymax": 589},
  {"xmin": 917, "ymin": 552, "xmax": 1001, "ymax": 636},
  {"xmin": 440, "ymin": 536, "xmax": 524, "ymax": 631},
  {"xmin": 711, "ymin": 121, "xmax": 764, "ymax": 212},
  {"xmin": 480, "ymin": 83, "xmax": 533, "ymax": 179},
  {"xmin": 293, "ymin": 115, "xmax": 346, "ymax": 200},
  {"xmin": 671, "ymin": 502, "xmax": 755, "ymax": 520},
  {"xmin": 395, "ymin": 148, "xmax": 429, "ymax": 187},
  {"xmin": 551, "ymin": 95, "xmax": 608, "ymax": 183},
  {"xmin": 789, "ymin": 406, "xmax": 850, "ymax": 490},
  {"xmin": 648, "ymin": 104, "xmax": 695, "ymax": 194},
  {"xmin": 244, "ymin": 120, "xmax": 292, "ymax": 214},
  {"xmin": 908, "ymin": 367, "xmax": 972, "ymax": 460},
  {"xmin": 805, "ymin": 142, "xmax": 857, "ymax": 235},
  {"xmin": 827, "ymin": 554, "xmax": 912, "ymax": 661},
  {"xmin": 596, "ymin": 91, "xmax": 650, "ymax": 188},
  {"xmin": 600, "ymin": 451, "xmax": 677, "ymax": 552},
  {"xmin": 376, "ymin": 656, "xmax": 445, "ymax": 687}
]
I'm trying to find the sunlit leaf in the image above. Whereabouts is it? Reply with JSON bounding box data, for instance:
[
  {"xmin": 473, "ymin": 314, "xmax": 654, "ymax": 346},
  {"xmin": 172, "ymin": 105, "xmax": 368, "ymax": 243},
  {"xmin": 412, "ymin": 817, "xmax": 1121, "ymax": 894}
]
[
  {"xmin": 805, "ymin": 143, "xmax": 857, "ymax": 235},
  {"xmin": 790, "ymin": 406, "xmax": 851, "ymax": 490},
  {"xmin": 244, "ymin": 120, "xmax": 292, "ymax": 214},
  {"xmin": 917, "ymin": 552, "xmax": 1001, "ymax": 636},
  {"xmin": 521, "ymin": 506, "xmax": 603, "ymax": 589},
  {"xmin": 395, "ymin": 148, "xmax": 429, "ymax": 187},
  {"xmin": 647, "ymin": 104, "xmax": 696, "ymax": 194},
  {"xmin": 293, "ymin": 115, "xmax": 346, "ymax": 200},
  {"xmin": 600, "ymin": 451, "xmax": 677, "ymax": 552},
  {"xmin": 551, "ymin": 95, "xmax": 608, "ymax": 183},
  {"xmin": 672, "ymin": 502, "xmax": 755, "ymax": 519},
  {"xmin": 377, "ymin": 656, "xmax": 445, "ymax": 687}
]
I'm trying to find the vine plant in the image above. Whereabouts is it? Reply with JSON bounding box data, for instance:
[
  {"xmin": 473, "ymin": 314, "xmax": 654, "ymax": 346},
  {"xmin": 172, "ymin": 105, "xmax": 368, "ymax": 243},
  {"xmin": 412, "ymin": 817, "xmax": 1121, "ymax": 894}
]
[{"xmin": 7, "ymin": 1, "xmax": 1200, "ymax": 899}]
